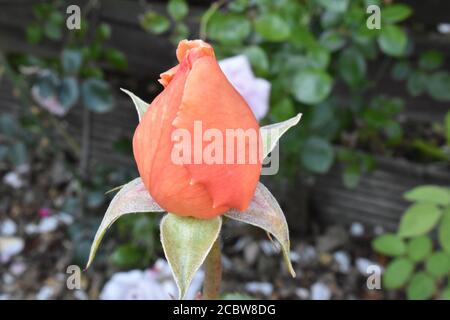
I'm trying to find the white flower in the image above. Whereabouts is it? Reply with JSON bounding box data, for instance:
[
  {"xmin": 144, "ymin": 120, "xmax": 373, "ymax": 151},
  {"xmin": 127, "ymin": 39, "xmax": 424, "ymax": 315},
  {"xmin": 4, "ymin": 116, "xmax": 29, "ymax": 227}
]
[
  {"xmin": 219, "ymin": 55, "xmax": 270, "ymax": 121},
  {"xmin": 31, "ymin": 85, "xmax": 67, "ymax": 116},
  {"xmin": 100, "ymin": 259, "xmax": 204, "ymax": 300}
]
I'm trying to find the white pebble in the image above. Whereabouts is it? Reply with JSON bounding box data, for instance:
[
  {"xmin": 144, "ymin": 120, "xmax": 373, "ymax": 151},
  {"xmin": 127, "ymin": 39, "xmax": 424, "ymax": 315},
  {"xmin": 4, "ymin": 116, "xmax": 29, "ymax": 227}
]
[
  {"xmin": 245, "ymin": 282, "xmax": 273, "ymax": 297},
  {"xmin": 438, "ymin": 23, "xmax": 450, "ymax": 34},
  {"xmin": 355, "ymin": 258, "xmax": 380, "ymax": 275},
  {"xmin": 3, "ymin": 172, "xmax": 23, "ymax": 189},
  {"xmin": 36, "ymin": 286, "xmax": 55, "ymax": 300},
  {"xmin": 0, "ymin": 237, "xmax": 24, "ymax": 263},
  {"xmin": 333, "ymin": 251, "xmax": 351, "ymax": 273},
  {"xmin": 0, "ymin": 219, "xmax": 17, "ymax": 236},
  {"xmin": 350, "ymin": 222, "xmax": 365, "ymax": 237},
  {"xmin": 295, "ymin": 287, "xmax": 310, "ymax": 299},
  {"xmin": 311, "ymin": 282, "xmax": 331, "ymax": 300},
  {"xmin": 260, "ymin": 240, "xmax": 279, "ymax": 255},
  {"xmin": 10, "ymin": 262, "xmax": 27, "ymax": 275}
]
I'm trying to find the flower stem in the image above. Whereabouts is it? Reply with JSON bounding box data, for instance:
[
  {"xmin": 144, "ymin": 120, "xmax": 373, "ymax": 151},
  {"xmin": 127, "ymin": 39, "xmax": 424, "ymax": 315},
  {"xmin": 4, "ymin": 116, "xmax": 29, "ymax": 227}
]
[{"xmin": 203, "ymin": 237, "xmax": 222, "ymax": 300}]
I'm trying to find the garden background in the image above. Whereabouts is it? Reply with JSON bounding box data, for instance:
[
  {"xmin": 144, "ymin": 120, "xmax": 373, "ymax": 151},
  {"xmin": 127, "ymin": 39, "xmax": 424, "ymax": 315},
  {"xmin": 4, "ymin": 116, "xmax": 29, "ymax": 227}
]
[{"xmin": 0, "ymin": 0, "xmax": 449, "ymax": 300}]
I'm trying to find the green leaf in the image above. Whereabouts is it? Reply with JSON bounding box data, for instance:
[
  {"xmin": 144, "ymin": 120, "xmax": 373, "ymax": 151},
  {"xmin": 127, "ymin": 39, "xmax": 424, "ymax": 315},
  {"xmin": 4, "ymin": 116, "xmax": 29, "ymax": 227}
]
[
  {"xmin": 404, "ymin": 185, "xmax": 450, "ymax": 205},
  {"xmin": 384, "ymin": 121, "xmax": 403, "ymax": 145},
  {"xmin": 307, "ymin": 45, "xmax": 330, "ymax": 70},
  {"xmin": 171, "ymin": 22, "xmax": 189, "ymax": 44},
  {"xmin": 96, "ymin": 23, "xmax": 111, "ymax": 40},
  {"xmin": 112, "ymin": 244, "xmax": 144, "ymax": 268},
  {"xmin": 378, "ymin": 25, "xmax": 407, "ymax": 57},
  {"xmin": 382, "ymin": 4, "xmax": 412, "ymax": 23},
  {"xmin": 260, "ymin": 113, "xmax": 302, "ymax": 159},
  {"xmin": 160, "ymin": 214, "xmax": 222, "ymax": 299},
  {"xmin": 254, "ymin": 14, "xmax": 291, "ymax": 42},
  {"xmin": 140, "ymin": 11, "xmax": 170, "ymax": 34},
  {"xmin": 120, "ymin": 88, "xmax": 149, "ymax": 122},
  {"xmin": 10, "ymin": 142, "xmax": 27, "ymax": 166},
  {"xmin": 271, "ymin": 97, "xmax": 295, "ymax": 122},
  {"xmin": 34, "ymin": 71, "xmax": 58, "ymax": 99},
  {"xmin": 319, "ymin": 31, "xmax": 346, "ymax": 52},
  {"xmin": 26, "ymin": 24, "xmax": 43, "ymax": 44},
  {"xmin": 317, "ymin": 0, "xmax": 349, "ymax": 12},
  {"xmin": 33, "ymin": 3, "xmax": 52, "ymax": 19},
  {"xmin": 58, "ymin": 77, "xmax": 79, "ymax": 109},
  {"xmin": 222, "ymin": 293, "xmax": 254, "ymax": 300},
  {"xmin": 342, "ymin": 164, "xmax": 360, "ymax": 189},
  {"xmin": 291, "ymin": 25, "xmax": 317, "ymax": 49},
  {"xmin": 291, "ymin": 69, "xmax": 333, "ymax": 104},
  {"xmin": 419, "ymin": 50, "xmax": 444, "ymax": 71},
  {"xmin": 243, "ymin": 46, "xmax": 269, "ymax": 74},
  {"xmin": 407, "ymin": 236, "xmax": 432, "ymax": 262},
  {"xmin": 167, "ymin": 0, "xmax": 188, "ymax": 21},
  {"xmin": 44, "ymin": 11, "xmax": 64, "ymax": 40},
  {"xmin": 338, "ymin": 48, "xmax": 366, "ymax": 88},
  {"xmin": 86, "ymin": 178, "xmax": 164, "ymax": 269},
  {"xmin": 207, "ymin": 13, "xmax": 251, "ymax": 44},
  {"xmin": 427, "ymin": 72, "xmax": 450, "ymax": 102},
  {"xmin": 407, "ymin": 71, "xmax": 427, "ymax": 96},
  {"xmin": 104, "ymin": 48, "xmax": 128, "ymax": 70},
  {"xmin": 81, "ymin": 78, "xmax": 114, "ymax": 113},
  {"xmin": 225, "ymin": 182, "xmax": 295, "ymax": 277},
  {"xmin": 301, "ymin": 136, "xmax": 334, "ymax": 173},
  {"xmin": 372, "ymin": 233, "xmax": 406, "ymax": 257},
  {"xmin": 425, "ymin": 251, "xmax": 450, "ymax": 278},
  {"xmin": 398, "ymin": 203, "xmax": 442, "ymax": 238},
  {"xmin": 62, "ymin": 49, "xmax": 83, "ymax": 74},
  {"xmin": 442, "ymin": 287, "xmax": 450, "ymax": 300},
  {"xmin": 439, "ymin": 209, "xmax": 450, "ymax": 254},
  {"xmin": 407, "ymin": 272, "xmax": 435, "ymax": 300},
  {"xmin": 321, "ymin": 10, "xmax": 342, "ymax": 29},
  {"xmin": 391, "ymin": 61, "xmax": 411, "ymax": 81},
  {"xmin": 445, "ymin": 112, "xmax": 450, "ymax": 145},
  {"xmin": 383, "ymin": 257, "xmax": 414, "ymax": 289}
]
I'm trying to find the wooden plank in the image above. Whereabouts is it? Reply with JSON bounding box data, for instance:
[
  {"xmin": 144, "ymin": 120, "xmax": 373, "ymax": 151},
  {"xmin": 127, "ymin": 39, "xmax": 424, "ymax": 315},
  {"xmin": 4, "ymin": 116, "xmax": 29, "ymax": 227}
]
[{"xmin": 312, "ymin": 156, "xmax": 450, "ymax": 230}]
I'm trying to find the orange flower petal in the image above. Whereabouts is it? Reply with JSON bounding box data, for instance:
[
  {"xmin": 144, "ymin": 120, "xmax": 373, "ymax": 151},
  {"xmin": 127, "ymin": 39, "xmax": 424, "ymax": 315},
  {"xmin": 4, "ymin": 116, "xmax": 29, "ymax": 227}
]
[{"xmin": 173, "ymin": 54, "xmax": 261, "ymax": 211}]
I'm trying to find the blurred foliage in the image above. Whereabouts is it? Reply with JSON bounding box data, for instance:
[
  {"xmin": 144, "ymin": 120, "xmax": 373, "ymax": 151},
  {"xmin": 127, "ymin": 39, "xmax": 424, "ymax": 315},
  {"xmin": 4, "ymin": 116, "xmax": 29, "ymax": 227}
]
[
  {"xmin": 18, "ymin": 0, "xmax": 128, "ymax": 115},
  {"xmin": 143, "ymin": 0, "xmax": 450, "ymax": 187},
  {"xmin": 1, "ymin": 0, "xmax": 161, "ymax": 269},
  {"xmin": 373, "ymin": 185, "xmax": 450, "ymax": 300},
  {"xmin": 0, "ymin": 114, "xmax": 31, "ymax": 169},
  {"xmin": 112, "ymin": 214, "xmax": 160, "ymax": 269}
]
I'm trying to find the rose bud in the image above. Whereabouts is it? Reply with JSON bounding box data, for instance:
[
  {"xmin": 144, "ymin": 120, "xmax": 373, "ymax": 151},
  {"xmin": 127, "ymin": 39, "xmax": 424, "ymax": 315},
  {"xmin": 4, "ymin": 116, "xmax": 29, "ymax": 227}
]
[{"xmin": 133, "ymin": 40, "xmax": 262, "ymax": 219}]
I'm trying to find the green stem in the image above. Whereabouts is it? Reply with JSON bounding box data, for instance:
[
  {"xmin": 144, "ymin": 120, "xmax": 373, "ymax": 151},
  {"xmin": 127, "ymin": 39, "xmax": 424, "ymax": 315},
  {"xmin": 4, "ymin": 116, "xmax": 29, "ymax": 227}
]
[
  {"xmin": 199, "ymin": 0, "xmax": 224, "ymax": 40},
  {"xmin": 203, "ymin": 237, "xmax": 222, "ymax": 300}
]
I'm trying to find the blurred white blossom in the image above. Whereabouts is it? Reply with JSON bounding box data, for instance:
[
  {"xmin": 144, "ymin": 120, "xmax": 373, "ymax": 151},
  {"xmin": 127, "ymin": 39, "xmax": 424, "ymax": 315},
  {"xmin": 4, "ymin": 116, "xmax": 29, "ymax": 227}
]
[
  {"xmin": 100, "ymin": 259, "xmax": 204, "ymax": 300},
  {"xmin": 31, "ymin": 85, "xmax": 68, "ymax": 116},
  {"xmin": 219, "ymin": 55, "xmax": 270, "ymax": 121}
]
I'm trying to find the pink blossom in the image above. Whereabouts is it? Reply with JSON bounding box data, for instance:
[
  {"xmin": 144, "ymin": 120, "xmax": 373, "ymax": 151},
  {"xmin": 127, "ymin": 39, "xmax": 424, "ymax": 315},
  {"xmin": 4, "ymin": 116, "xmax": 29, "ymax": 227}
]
[
  {"xmin": 219, "ymin": 55, "xmax": 271, "ymax": 121},
  {"xmin": 31, "ymin": 85, "xmax": 68, "ymax": 117},
  {"xmin": 38, "ymin": 207, "xmax": 51, "ymax": 218}
]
